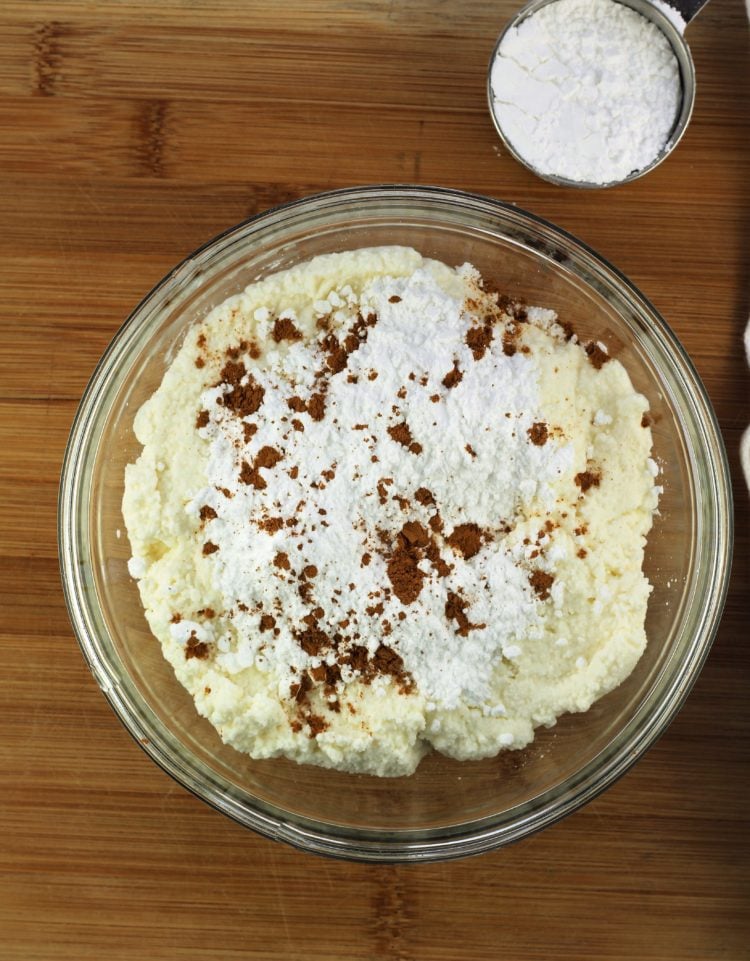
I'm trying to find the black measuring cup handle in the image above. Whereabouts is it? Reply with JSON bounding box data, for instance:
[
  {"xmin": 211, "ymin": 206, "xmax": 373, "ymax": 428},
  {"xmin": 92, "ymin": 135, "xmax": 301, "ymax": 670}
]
[{"xmin": 659, "ymin": 0, "xmax": 712, "ymax": 25}]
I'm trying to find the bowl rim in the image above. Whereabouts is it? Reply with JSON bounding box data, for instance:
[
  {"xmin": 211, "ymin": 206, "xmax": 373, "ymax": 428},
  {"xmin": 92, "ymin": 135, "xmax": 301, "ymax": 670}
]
[{"xmin": 58, "ymin": 184, "xmax": 733, "ymax": 862}]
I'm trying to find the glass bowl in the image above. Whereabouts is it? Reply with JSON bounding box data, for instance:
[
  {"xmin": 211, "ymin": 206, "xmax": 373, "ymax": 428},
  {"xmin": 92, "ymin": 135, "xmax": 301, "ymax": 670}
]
[{"xmin": 59, "ymin": 186, "xmax": 732, "ymax": 862}]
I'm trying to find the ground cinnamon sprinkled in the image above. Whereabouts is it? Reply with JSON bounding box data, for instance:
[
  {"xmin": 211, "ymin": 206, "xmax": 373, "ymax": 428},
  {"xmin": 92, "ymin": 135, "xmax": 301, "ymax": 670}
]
[
  {"xmin": 387, "ymin": 422, "xmax": 422, "ymax": 455},
  {"xmin": 289, "ymin": 466, "xmax": 299, "ymax": 479},
  {"xmin": 195, "ymin": 356, "xmax": 205, "ymax": 369},
  {"xmin": 425, "ymin": 539, "xmax": 452, "ymax": 578},
  {"xmin": 388, "ymin": 295, "xmax": 402, "ymax": 303},
  {"xmin": 259, "ymin": 614, "xmax": 276, "ymax": 632},
  {"xmin": 445, "ymin": 591, "xmax": 486, "ymax": 637},
  {"xmin": 307, "ymin": 715, "xmax": 329, "ymax": 737},
  {"xmin": 199, "ymin": 505, "xmax": 217, "ymax": 522},
  {"xmin": 529, "ymin": 569, "xmax": 554, "ymax": 600},
  {"xmin": 170, "ymin": 613, "xmax": 182, "ymax": 624},
  {"xmin": 196, "ymin": 410, "xmax": 209, "ymax": 429},
  {"xmin": 242, "ymin": 422, "xmax": 258, "ymax": 443},
  {"xmin": 401, "ymin": 520, "xmax": 430, "ymax": 547},
  {"xmin": 372, "ymin": 645, "xmax": 414, "ymax": 692},
  {"xmin": 225, "ymin": 341, "xmax": 249, "ymax": 360},
  {"xmin": 442, "ymin": 361, "xmax": 463, "ymax": 389},
  {"xmin": 584, "ymin": 342, "xmax": 610, "ymax": 370},
  {"xmin": 430, "ymin": 394, "xmax": 440, "ymax": 403},
  {"xmin": 362, "ymin": 552, "xmax": 371, "ymax": 567},
  {"xmin": 287, "ymin": 396, "xmax": 306, "ymax": 413},
  {"xmin": 290, "ymin": 672, "xmax": 313, "ymax": 702},
  {"xmin": 414, "ymin": 487, "xmax": 435, "ymax": 506},
  {"xmin": 574, "ymin": 470, "xmax": 601, "ymax": 493},
  {"xmin": 641, "ymin": 412, "xmax": 652, "ymax": 428},
  {"xmin": 185, "ymin": 633, "xmax": 211, "ymax": 660},
  {"xmin": 322, "ymin": 334, "xmax": 348, "ymax": 374},
  {"xmin": 273, "ymin": 551, "xmax": 291, "ymax": 571},
  {"xmin": 577, "ymin": 548, "xmax": 588, "ymax": 559},
  {"xmin": 295, "ymin": 624, "xmax": 329, "ymax": 657},
  {"xmin": 197, "ymin": 334, "xmax": 206, "ymax": 348},
  {"xmin": 272, "ymin": 317, "xmax": 303, "ymax": 343},
  {"xmin": 466, "ymin": 324, "xmax": 494, "ymax": 361},
  {"xmin": 198, "ymin": 607, "xmax": 215, "ymax": 619},
  {"xmin": 446, "ymin": 523, "xmax": 484, "ymax": 560},
  {"xmin": 465, "ymin": 443, "xmax": 477, "ymax": 458},
  {"xmin": 428, "ymin": 513, "xmax": 444, "ymax": 534},
  {"xmin": 258, "ymin": 516, "xmax": 284, "ymax": 534},
  {"xmin": 386, "ymin": 522, "xmax": 429, "ymax": 604},
  {"xmin": 368, "ymin": 370, "xmax": 378, "ymax": 380},
  {"xmin": 558, "ymin": 319, "xmax": 575, "ymax": 341},
  {"xmin": 307, "ymin": 393, "xmax": 326, "ymax": 421},
  {"xmin": 202, "ymin": 542, "xmax": 219, "ymax": 556},
  {"xmin": 219, "ymin": 361, "xmax": 265, "ymax": 417},
  {"xmin": 240, "ymin": 445, "xmax": 283, "ymax": 490},
  {"xmin": 302, "ymin": 564, "xmax": 319, "ymax": 579},
  {"xmin": 377, "ymin": 477, "xmax": 393, "ymax": 504},
  {"xmin": 527, "ymin": 422, "xmax": 549, "ymax": 446}
]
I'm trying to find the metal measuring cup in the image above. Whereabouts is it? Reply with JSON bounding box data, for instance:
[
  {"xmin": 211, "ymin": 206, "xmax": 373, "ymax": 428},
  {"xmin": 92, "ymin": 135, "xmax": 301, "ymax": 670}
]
[{"xmin": 486, "ymin": 0, "xmax": 709, "ymax": 188}]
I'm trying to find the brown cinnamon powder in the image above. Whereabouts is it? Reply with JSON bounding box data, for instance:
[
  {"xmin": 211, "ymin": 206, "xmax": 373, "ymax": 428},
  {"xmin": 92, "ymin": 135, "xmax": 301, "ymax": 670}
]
[
  {"xmin": 445, "ymin": 591, "xmax": 486, "ymax": 637},
  {"xmin": 466, "ymin": 324, "xmax": 494, "ymax": 361},
  {"xmin": 442, "ymin": 361, "xmax": 463, "ymax": 389},
  {"xmin": 272, "ymin": 317, "xmax": 303, "ymax": 343},
  {"xmin": 584, "ymin": 341, "xmax": 610, "ymax": 370},
  {"xmin": 387, "ymin": 422, "xmax": 422, "ymax": 455},
  {"xmin": 574, "ymin": 470, "xmax": 601, "ymax": 493},
  {"xmin": 386, "ymin": 522, "xmax": 429, "ymax": 604},
  {"xmin": 527, "ymin": 422, "xmax": 549, "ymax": 446},
  {"xmin": 185, "ymin": 633, "xmax": 211, "ymax": 660},
  {"xmin": 219, "ymin": 361, "xmax": 265, "ymax": 417},
  {"xmin": 445, "ymin": 523, "xmax": 484, "ymax": 560},
  {"xmin": 529, "ymin": 569, "xmax": 554, "ymax": 600}
]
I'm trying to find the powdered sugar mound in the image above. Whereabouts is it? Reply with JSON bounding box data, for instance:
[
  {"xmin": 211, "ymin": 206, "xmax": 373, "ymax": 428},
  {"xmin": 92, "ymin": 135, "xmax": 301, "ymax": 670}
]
[{"xmin": 189, "ymin": 267, "xmax": 569, "ymax": 710}]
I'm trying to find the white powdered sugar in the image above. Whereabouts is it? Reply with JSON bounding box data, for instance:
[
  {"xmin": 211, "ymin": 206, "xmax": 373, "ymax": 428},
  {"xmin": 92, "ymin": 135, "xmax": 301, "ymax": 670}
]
[
  {"xmin": 490, "ymin": 0, "xmax": 682, "ymax": 184},
  {"xmin": 186, "ymin": 267, "xmax": 571, "ymax": 711}
]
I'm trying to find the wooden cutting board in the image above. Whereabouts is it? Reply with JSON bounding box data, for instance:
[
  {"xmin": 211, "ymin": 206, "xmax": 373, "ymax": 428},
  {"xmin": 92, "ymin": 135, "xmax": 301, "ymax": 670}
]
[{"xmin": 0, "ymin": 1, "xmax": 748, "ymax": 959}]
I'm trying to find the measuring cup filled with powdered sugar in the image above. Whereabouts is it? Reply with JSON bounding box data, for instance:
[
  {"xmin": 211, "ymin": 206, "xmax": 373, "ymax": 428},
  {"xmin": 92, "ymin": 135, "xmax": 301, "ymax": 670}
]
[{"xmin": 487, "ymin": 0, "xmax": 709, "ymax": 187}]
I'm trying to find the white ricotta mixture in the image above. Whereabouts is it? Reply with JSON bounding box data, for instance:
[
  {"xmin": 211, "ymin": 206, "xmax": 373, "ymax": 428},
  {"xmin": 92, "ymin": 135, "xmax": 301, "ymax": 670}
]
[
  {"xmin": 123, "ymin": 246, "xmax": 660, "ymax": 777},
  {"xmin": 490, "ymin": 0, "xmax": 682, "ymax": 185}
]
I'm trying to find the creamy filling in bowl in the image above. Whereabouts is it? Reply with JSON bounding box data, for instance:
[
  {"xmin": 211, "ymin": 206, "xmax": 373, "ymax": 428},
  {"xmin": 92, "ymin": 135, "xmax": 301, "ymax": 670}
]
[{"xmin": 123, "ymin": 247, "xmax": 660, "ymax": 777}]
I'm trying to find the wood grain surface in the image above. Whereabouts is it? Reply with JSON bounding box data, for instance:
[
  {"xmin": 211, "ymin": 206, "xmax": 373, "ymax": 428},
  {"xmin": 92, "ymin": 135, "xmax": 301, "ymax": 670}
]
[{"xmin": 1, "ymin": 1, "xmax": 748, "ymax": 958}]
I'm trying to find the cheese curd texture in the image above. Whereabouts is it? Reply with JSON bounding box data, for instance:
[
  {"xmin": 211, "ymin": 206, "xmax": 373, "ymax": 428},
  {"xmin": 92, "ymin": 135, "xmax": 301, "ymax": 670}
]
[{"xmin": 123, "ymin": 247, "xmax": 659, "ymax": 776}]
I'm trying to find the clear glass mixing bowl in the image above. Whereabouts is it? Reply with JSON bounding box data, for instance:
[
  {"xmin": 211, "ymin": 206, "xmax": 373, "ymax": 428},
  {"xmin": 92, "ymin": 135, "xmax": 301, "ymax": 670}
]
[{"xmin": 59, "ymin": 186, "xmax": 732, "ymax": 862}]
